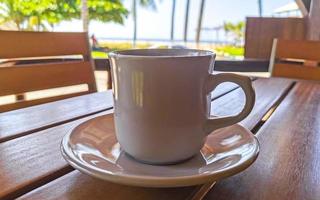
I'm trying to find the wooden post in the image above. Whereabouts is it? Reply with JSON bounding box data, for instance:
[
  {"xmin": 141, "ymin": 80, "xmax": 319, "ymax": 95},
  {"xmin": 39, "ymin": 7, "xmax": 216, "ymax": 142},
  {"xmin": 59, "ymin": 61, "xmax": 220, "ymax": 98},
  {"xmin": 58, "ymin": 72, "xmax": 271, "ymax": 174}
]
[
  {"xmin": 84, "ymin": 33, "xmax": 97, "ymax": 92},
  {"xmin": 307, "ymin": 0, "xmax": 320, "ymax": 40}
]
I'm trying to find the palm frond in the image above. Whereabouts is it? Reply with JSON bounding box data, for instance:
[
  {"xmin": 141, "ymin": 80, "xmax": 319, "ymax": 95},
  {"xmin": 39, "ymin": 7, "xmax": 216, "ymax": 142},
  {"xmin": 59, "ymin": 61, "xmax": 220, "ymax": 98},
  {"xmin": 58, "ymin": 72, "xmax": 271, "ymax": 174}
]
[{"xmin": 139, "ymin": 0, "xmax": 157, "ymax": 10}]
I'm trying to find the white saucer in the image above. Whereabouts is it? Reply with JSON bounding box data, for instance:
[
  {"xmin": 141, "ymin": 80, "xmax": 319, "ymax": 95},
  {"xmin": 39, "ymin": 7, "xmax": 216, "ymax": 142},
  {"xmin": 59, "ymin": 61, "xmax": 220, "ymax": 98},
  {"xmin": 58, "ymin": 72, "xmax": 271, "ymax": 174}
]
[{"xmin": 61, "ymin": 114, "xmax": 259, "ymax": 187}]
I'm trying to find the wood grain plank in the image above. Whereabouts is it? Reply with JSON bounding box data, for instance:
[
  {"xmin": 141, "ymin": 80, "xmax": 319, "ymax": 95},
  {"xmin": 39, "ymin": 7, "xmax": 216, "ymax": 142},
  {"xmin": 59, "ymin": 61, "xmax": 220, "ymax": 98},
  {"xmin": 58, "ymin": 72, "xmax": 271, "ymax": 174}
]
[
  {"xmin": 0, "ymin": 91, "xmax": 113, "ymax": 143},
  {"xmin": 212, "ymin": 77, "xmax": 294, "ymax": 130},
  {"xmin": 211, "ymin": 82, "xmax": 238, "ymax": 100},
  {"xmin": 0, "ymin": 31, "xmax": 97, "ymax": 112},
  {"xmin": 0, "ymin": 31, "xmax": 90, "ymax": 58},
  {"xmin": 0, "ymin": 110, "xmax": 113, "ymax": 200},
  {"xmin": 0, "ymin": 109, "xmax": 198, "ymax": 200},
  {"xmin": 11, "ymin": 78, "xmax": 294, "ymax": 200},
  {"xmin": 270, "ymin": 39, "xmax": 320, "ymax": 81},
  {"xmin": 276, "ymin": 39, "xmax": 320, "ymax": 61},
  {"xmin": 0, "ymin": 62, "xmax": 95, "ymax": 96},
  {"xmin": 17, "ymin": 171, "xmax": 195, "ymax": 200},
  {"xmin": 204, "ymin": 81, "xmax": 320, "ymax": 200},
  {"xmin": 244, "ymin": 17, "xmax": 306, "ymax": 59},
  {"xmin": 211, "ymin": 76, "xmax": 257, "ymax": 100},
  {"xmin": 0, "ymin": 91, "xmax": 90, "ymax": 113},
  {"xmin": 273, "ymin": 63, "xmax": 320, "ymax": 81}
]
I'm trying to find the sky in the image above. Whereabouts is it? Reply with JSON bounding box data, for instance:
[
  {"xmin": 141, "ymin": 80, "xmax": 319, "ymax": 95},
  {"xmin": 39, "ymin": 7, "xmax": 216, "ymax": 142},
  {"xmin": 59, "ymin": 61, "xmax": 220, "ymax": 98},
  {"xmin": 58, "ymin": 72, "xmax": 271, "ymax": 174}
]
[{"xmin": 55, "ymin": 0, "xmax": 295, "ymax": 41}]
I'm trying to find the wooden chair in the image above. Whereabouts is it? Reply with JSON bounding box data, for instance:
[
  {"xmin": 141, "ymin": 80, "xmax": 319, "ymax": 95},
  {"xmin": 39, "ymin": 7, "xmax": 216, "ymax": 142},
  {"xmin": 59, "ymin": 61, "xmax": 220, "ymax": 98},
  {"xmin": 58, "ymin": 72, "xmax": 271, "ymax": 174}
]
[
  {"xmin": 269, "ymin": 38, "xmax": 320, "ymax": 80},
  {"xmin": 0, "ymin": 31, "xmax": 97, "ymax": 113}
]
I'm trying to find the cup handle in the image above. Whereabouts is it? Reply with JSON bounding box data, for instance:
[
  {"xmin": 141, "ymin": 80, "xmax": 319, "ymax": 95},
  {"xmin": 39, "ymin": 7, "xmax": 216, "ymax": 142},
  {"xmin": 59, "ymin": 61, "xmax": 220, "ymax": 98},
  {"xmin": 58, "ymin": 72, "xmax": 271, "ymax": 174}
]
[{"xmin": 204, "ymin": 73, "xmax": 255, "ymax": 135}]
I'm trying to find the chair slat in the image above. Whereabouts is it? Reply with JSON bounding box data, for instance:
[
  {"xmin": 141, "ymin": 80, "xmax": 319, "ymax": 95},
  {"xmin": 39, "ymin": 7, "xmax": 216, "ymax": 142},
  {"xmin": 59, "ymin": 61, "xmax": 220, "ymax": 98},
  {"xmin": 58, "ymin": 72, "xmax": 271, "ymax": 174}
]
[
  {"xmin": 0, "ymin": 31, "xmax": 97, "ymax": 112},
  {"xmin": 0, "ymin": 61, "xmax": 95, "ymax": 96},
  {"xmin": 276, "ymin": 39, "xmax": 320, "ymax": 61},
  {"xmin": 273, "ymin": 63, "xmax": 320, "ymax": 81},
  {"xmin": 0, "ymin": 31, "xmax": 90, "ymax": 59},
  {"xmin": 270, "ymin": 39, "xmax": 320, "ymax": 80}
]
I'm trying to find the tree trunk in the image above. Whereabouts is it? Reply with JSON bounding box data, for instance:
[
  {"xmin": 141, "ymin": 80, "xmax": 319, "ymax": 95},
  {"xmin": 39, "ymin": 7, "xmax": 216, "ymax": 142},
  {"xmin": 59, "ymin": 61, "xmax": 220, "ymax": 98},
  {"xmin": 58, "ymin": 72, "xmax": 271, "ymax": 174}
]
[
  {"xmin": 133, "ymin": 0, "xmax": 137, "ymax": 48},
  {"xmin": 37, "ymin": 15, "xmax": 41, "ymax": 31},
  {"xmin": 81, "ymin": 0, "xmax": 89, "ymax": 32},
  {"xmin": 51, "ymin": 24, "xmax": 55, "ymax": 31},
  {"xmin": 258, "ymin": 0, "xmax": 262, "ymax": 16},
  {"xmin": 170, "ymin": 0, "xmax": 176, "ymax": 42},
  {"xmin": 15, "ymin": 20, "xmax": 21, "ymax": 30},
  {"xmin": 196, "ymin": 0, "xmax": 205, "ymax": 46},
  {"xmin": 184, "ymin": 0, "xmax": 190, "ymax": 43}
]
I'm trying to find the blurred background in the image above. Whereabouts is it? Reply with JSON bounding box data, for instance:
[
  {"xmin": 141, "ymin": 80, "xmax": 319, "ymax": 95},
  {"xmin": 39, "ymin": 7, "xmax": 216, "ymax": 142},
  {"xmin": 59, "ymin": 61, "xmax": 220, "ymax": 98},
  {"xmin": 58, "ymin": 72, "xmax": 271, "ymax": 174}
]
[{"xmin": 0, "ymin": 0, "xmax": 303, "ymax": 59}]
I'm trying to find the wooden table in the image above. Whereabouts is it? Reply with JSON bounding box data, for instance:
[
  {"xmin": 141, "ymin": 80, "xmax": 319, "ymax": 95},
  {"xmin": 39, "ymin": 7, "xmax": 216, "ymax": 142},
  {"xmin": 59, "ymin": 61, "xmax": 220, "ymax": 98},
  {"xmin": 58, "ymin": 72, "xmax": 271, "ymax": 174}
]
[{"xmin": 0, "ymin": 77, "xmax": 319, "ymax": 200}]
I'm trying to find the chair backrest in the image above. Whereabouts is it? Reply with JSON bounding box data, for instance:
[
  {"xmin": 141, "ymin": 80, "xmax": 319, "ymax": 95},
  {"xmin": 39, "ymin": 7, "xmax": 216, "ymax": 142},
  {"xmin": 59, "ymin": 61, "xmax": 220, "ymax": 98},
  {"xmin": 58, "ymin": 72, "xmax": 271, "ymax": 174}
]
[
  {"xmin": 269, "ymin": 38, "xmax": 320, "ymax": 80},
  {"xmin": 0, "ymin": 31, "xmax": 97, "ymax": 112}
]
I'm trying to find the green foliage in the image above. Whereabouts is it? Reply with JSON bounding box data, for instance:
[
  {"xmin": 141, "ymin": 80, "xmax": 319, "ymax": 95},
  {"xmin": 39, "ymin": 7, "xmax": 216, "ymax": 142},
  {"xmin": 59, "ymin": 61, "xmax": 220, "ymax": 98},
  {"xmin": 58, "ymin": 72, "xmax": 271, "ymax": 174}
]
[
  {"xmin": 215, "ymin": 45, "xmax": 244, "ymax": 57},
  {"xmin": 223, "ymin": 21, "xmax": 245, "ymax": 45},
  {"xmin": 85, "ymin": 0, "xmax": 128, "ymax": 24},
  {"xmin": 91, "ymin": 42, "xmax": 244, "ymax": 59},
  {"xmin": 138, "ymin": 0, "xmax": 157, "ymax": 10},
  {"xmin": 99, "ymin": 41, "xmax": 152, "ymax": 50},
  {"xmin": 92, "ymin": 50, "xmax": 108, "ymax": 58},
  {"xmin": 0, "ymin": 0, "xmax": 128, "ymax": 31},
  {"xmin": 91, "ymin": 42, "xmax": 152, "ymax": 58},
  {"xmin": 42, "ymin": 1, "xmax": 79, "ymax": 25},
  {"xmin": 0, "ymin": 0, "xmax": 74, "ymax": 30},
  {"xmin": 0, "ymin": 0, "xmax": 26, "ymax": 29}
]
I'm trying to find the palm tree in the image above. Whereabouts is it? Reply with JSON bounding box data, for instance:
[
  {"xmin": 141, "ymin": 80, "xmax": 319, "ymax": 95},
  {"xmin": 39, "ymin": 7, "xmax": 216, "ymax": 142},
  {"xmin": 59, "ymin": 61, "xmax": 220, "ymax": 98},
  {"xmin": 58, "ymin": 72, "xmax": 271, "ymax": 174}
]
[
  {"xmin": 258, "ymin": 0, "xmax": 262, "ymax": 16},
  {"xmin": 184, "ymin": 0, "xmax": 190, "ymax": 43},
  {"xmin": 132, "ymin": 0, "xmax": 156, "ymax": 48},
  {"xmin": 224, "ymin": 21, "xmax": 245, "ymax": 46},
  {"xmin": 195, "ymin": 0, "xmax": 205, "ymax": 46},
  {"xmin": 81, "ymin": 0, "xmax": 128, "ymax": 33},
  {"xmin": 132, "ymin": 0, "xmax": 137, "ymax": 47},
  {"xmin": 170, "ymin": 0, "xmax": 176, "ymax": 42},
  {"xmin": 81, "ymin": 0, "xmax": 89, "ymax": 32}
]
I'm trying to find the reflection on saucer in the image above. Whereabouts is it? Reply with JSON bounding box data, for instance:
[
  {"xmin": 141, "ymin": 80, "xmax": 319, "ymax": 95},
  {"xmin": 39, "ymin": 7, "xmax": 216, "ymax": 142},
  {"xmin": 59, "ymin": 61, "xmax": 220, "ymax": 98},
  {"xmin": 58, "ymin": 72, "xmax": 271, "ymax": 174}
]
[{"xmin": 62, "ymin": 114, "xmax": 259, "ymax": 187}]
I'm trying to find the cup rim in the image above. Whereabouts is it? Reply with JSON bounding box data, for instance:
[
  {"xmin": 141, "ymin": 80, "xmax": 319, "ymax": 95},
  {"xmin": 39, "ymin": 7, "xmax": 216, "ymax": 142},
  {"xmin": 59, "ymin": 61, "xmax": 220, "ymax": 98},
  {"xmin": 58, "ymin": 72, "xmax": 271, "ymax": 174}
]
[{"xmin": 109, "ymin": 48, "xmax": 215, "ymax": 58}]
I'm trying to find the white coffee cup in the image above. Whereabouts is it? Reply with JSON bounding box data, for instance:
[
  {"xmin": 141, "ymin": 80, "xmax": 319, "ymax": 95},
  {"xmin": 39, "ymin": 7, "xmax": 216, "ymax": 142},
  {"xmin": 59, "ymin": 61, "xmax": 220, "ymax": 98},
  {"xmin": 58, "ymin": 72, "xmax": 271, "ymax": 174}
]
[{"xmin": 109, "ymin": 49, "xmax": 255, "ymax": 165}]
